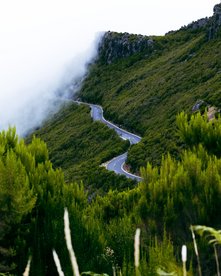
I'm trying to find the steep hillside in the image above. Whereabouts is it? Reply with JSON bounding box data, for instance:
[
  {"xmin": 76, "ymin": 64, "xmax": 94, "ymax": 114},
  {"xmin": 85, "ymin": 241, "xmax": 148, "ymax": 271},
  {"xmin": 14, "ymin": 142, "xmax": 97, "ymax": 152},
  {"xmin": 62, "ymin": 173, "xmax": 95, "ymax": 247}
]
[
  {"xmin": 29, "ymin": 102, "xmax": 135, "ymax": 193},
  {"xmin": 79, "ymin": 4, "xmax": 221, "ymax": 172}
]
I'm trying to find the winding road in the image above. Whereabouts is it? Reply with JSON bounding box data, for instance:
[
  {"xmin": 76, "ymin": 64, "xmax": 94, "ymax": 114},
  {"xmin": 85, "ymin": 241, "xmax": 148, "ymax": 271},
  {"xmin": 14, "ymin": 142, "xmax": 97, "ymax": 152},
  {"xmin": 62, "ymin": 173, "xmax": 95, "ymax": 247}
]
[{"xmin": 74, "ymin": 101, "xmax": 142, "ymax": 182}]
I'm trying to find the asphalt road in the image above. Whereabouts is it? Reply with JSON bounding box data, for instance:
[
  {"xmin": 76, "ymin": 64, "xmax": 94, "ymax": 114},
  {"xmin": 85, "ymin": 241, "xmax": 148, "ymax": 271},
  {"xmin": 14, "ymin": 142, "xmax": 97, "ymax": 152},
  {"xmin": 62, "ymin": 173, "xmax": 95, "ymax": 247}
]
[
  {"xmin": 106, "ymin": 152, "xmax": 142, "ymax": 181},
  {"xmin": 73, "ymin": 100, "xmax": 142, "ymax": 182},
  {"xmin": 90, "ymin": 104, "xmax": 141, "ymax": 145}
]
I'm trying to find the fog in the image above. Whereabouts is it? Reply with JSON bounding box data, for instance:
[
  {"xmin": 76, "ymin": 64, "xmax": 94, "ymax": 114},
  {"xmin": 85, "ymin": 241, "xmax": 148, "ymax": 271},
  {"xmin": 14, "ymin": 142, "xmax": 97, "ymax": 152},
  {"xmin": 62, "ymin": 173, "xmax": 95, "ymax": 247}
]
[
  {"xmin": 0, "ymin": 1, "xmax": 102, "ymax": 136},
  {"xmin": 0, "ymin": 0, "xmax": 218, "ymax": 136}
]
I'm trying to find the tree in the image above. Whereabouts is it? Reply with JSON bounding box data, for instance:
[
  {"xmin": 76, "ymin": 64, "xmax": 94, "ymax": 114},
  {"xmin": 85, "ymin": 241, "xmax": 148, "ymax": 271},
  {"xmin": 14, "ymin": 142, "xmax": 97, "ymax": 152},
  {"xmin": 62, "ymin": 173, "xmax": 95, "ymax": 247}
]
[{"xmin": 0, "ymin": 128, "xmax": 36, "ymax": 272}]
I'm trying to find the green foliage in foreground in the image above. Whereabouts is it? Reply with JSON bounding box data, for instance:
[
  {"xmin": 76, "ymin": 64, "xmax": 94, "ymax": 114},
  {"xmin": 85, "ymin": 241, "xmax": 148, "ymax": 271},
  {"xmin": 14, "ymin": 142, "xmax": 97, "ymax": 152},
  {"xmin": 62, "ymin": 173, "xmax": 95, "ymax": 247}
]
[
  {"xmin": 0, "ymin": 127, "xmax": 113, "ymax": 275},
  {"xmin": 29, "ymin": 102, "xmax": 134, "ymax": 193},
  {"xmin": 192, "ymin": 225, "xmax": 221, "ymax": 245},
  {"xmin": 79, "ymin": 28, "xmax": 221, "ymax": 171},
  {"xmin": 86, "ymin": 112, "xmax": 221, "ymax": 274},
  {"xmin": 2, "ymin": 111, "xmax": 221, "ymax": 275},
  {"xmin": 177, "ymin": 111, "xmax": 221, "ymax": 156},
  {"xmin": 192, "ymin": 225, "xmax": 221, "ymax": 276}
]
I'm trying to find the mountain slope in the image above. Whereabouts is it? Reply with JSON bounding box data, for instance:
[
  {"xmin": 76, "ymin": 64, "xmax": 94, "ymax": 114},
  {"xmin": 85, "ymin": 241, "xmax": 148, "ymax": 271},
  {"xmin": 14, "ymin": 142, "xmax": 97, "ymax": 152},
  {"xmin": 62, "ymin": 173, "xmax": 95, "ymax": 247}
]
[
  {"xmin": 29, "ymin": 102, "xmax": 135, "ymax": 193},
  {"xmin": 30, "ymin": 4, "xmax": 221, "ymax": 182},
  {"xmin": 79, "ymin": 5, "xmax": 221, "ymax": 172}
]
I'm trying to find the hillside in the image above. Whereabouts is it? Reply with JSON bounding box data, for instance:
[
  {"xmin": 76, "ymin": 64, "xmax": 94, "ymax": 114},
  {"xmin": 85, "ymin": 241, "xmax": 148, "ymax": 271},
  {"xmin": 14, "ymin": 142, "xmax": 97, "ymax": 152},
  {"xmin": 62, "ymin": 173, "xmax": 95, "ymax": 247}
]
[
  {"xmin": 30, "ymin": 3, "xmax": 221, "ymax": 188},
  {"xmin": 79, "ymin": 4, "xmax": 221, "ymax": 172},
  {"xmin": 29, "ymin": 102, "xmax": 135, "ymax": 193}
]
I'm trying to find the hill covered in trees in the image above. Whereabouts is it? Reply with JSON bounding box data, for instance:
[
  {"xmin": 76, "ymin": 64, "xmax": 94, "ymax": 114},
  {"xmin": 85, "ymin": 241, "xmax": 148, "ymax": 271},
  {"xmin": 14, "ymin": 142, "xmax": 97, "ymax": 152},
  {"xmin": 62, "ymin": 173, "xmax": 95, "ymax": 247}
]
[{"xmin": 2, "ymin": 3, "xmax": 221, "ymax": 276}]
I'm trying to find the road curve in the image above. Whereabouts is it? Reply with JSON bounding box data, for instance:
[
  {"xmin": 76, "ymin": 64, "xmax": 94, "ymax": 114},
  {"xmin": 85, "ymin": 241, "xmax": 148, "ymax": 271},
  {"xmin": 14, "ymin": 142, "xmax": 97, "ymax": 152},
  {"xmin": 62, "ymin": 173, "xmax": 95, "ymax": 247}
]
[
  {"xmin": 73, "ymin": 100, "xmax": 142, "ymax": 182},
  {"xmin": 90, "ymin": 104, "xmax": 141, "ymax": 145},
  {"xmin": 106, "ymin": 152, "xmax": 142, "ymax": 181}
]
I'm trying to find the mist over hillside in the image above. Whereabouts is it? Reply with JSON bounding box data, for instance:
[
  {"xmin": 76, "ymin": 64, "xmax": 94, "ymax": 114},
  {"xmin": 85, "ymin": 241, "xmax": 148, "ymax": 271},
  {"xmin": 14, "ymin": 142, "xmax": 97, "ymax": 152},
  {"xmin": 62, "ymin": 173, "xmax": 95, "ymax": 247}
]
[
  {"xmin": 0, "ymin": 0, "xmax": 218, "ymax": 136},
  {"xmin": 0, "ymin": 2, "xmax": 102, "ymax": 136},
  {"xmin": 0, "ymin": 36, "xmax": 101, "ymax": 136}
]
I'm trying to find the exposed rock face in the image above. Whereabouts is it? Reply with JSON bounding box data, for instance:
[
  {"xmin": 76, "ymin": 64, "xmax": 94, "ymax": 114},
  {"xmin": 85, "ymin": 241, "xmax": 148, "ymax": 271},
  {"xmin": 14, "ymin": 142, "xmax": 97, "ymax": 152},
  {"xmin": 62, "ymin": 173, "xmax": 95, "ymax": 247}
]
[
  {"xmin": 214, "ymin": 3, "xmax": 221, "ymax": 21},
  {"xmin": 168, "ymin": 3, "xmax": 221, "ymax": 40},
  {"xmin": 187, "ymin": 18, "xmax": 209, "ymax": 30},
  {"xmin": 98, "ymin": 31, "xmax": 154, "ymax": 64},
  {"xmin": 208, "ymin": 3, "xmax": 221, "ymax": 39},
  {"xmin": 98, "ymin": 4, "xmax": 221, "ymax": 64}
]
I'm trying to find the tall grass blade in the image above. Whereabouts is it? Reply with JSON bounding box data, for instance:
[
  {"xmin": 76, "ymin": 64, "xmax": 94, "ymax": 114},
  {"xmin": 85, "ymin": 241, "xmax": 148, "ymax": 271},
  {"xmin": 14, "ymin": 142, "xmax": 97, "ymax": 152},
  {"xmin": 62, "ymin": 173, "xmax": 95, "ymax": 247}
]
[
  {"xmin": 23, "ymin": 257, "xmax": 31, "ymax": 276},
  {"xmin": 134, "ymin": 228, "xmax": 141, "ymax": 276},
  {"xmin": 64, "ymin": 208, "xmax": 80, "ymax": 276},
  {"xmin": 53, "ymin": 249, "xmax": 65, "ymax": 276},
  {"xmin": 112, "ymin": 266, "xmax": 116, "ymax": 276},
  {"xmin": 190, "ymin": 226, "xmax": 202, "ymax": 276},
  {"xmin": 213, "ymin": 244, "xmax": 220, "ymax": 276},
  {"xmin": 181, "ymin": 245, "xmax": 187, "ymax": 276}
]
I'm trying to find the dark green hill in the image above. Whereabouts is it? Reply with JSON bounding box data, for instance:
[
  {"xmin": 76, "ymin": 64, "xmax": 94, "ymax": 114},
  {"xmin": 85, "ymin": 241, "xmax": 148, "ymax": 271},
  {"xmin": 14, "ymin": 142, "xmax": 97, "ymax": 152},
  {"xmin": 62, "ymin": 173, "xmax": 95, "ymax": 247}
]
[
  {"xmin": 29, "ymin": 102, "xmax": 134, "ymax": 193},
  {"xmin": 79, "ymin": 4, "xmax": 221, "ymax": 172}
]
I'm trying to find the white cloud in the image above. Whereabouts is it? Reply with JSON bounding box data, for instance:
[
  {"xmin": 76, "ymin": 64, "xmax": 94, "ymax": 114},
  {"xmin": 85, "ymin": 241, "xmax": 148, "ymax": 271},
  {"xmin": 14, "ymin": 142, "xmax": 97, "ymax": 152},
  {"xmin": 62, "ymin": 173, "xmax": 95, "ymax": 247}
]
[{"xmin": 0, "ymin": 0, "xmax": 101, "ymax": 135}]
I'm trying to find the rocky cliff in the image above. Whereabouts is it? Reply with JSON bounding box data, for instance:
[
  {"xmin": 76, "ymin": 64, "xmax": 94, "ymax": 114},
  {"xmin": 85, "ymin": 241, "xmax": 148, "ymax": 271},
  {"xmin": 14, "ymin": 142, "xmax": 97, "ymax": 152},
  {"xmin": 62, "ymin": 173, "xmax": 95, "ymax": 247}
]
[
  {"xmin": 98, "ymin": 31, "xmax": 154, "ymax": 64},
  {"xmin": 98, "ymin": 4, "xmax": 221, "ymax": 65},
  {"xmin": 208, "ymin": 3, "xmax": 221, "ymax": 39},
  {"xmin": 182, "ymin": 3, "xmax": 221, "ymax": 39}
]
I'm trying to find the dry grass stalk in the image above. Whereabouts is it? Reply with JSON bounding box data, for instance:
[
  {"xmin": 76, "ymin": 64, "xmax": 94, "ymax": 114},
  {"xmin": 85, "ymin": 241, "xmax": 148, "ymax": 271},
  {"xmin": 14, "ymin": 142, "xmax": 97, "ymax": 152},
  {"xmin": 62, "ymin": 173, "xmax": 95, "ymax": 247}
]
[
  {"xmin": 53, "ymin": 249, "xmax": 65, "ymax": 276},
  {"xmin": 23, "ymin": 257, "xmax": 31, "ymax": 276},
  {"xmin": 64, "ymin": 208, "xmax": 80, "ymax": 276},
  {"xmin": 134, "ymin": 228, "xmax": 141, "ymax": 276},
  {"xmin": 112, "ymin": 266, "xmax": 116, "ymax": 276},
  {"xmin": 181, "ymin": 245, "xmax": 187, "ymax": 276}
]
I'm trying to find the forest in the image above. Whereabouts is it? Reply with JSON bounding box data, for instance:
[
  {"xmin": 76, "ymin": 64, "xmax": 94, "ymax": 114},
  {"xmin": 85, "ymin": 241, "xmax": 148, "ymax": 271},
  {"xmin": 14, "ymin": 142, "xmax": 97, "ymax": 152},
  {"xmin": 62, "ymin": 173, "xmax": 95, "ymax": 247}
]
[{"xmin": 1, "ymin": 110, "xmax": 221, "ymax": 275}]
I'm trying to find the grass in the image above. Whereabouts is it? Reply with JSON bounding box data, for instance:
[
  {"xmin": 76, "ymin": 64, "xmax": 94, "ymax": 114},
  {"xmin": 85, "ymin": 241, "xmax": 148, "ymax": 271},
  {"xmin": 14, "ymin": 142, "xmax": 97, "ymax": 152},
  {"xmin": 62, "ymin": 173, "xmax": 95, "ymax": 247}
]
[
  {"xmin": 22, "ymin": 205, "xmax": 221, "ymax": 275},
  {"xmin": 79, "ymin": 29, "xmax": 221, "ymax": 171},
  {"xmin": 27, "ymin": 208, "xmax": 211, "ymax": 275}
]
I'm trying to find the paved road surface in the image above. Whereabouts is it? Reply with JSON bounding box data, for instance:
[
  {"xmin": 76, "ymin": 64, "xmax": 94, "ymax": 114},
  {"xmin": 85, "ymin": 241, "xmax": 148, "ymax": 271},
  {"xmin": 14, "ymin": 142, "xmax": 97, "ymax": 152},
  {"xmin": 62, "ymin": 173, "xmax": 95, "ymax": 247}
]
[
  {"xmin": 90, "ymin": 104, "xmax": 141, "ymax": 145},
  {"xmin": 73, "ymin": 100, "xmax": 142, "ymax": 182},
  {"xmin": 106, "ymin": 152, "xmax": 142, "ymax": 181}
]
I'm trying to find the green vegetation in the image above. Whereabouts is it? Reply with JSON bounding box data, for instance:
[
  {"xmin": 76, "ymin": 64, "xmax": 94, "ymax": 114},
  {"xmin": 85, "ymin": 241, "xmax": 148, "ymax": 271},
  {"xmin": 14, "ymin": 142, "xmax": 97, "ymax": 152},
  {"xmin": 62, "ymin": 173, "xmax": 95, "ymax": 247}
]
[
  {"xmin": 0, "ymin": 126, "xmax": 131, "ymax": 275},
  {"xmin": 79, "ymin": 28, "xmax": 221, "ymax": 171},
  {"xmin": 29, "ymin": 102, "xmax": 134, "ymax": 193},
  {"xmin": 177, "ymin": 111, "xmax": 221, "ymax": 156},
  {"xmin": 1, "ymin": 111, "xmax": 221, "ymax": 275}
]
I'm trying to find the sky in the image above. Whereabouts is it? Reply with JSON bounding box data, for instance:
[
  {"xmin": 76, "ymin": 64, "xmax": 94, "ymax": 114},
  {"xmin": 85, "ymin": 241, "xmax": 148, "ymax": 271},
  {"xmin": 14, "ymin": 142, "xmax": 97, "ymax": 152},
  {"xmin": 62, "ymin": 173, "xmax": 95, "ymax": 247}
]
[{"xmin": 0, "ymin": 0, "xmax": 219, "ymax": 136}]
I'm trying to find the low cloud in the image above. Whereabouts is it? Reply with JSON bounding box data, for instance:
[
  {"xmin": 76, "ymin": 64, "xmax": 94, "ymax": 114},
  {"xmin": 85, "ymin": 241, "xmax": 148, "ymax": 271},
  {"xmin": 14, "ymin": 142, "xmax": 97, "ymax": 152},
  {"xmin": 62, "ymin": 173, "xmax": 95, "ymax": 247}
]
[
  {"xmin": 0, "ymin": 1, "xmax": 102, "ymax": 136},
  {"xmin": 1, "ymin": 0, "xmax": 216, "ymax": 137}
]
